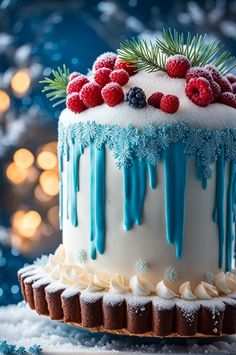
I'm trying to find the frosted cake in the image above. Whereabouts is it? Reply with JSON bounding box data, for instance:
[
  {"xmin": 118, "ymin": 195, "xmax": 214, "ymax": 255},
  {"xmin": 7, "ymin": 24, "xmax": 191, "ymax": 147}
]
[{"xmin": 19, "ymin": 30, "xmax": 236, "ymax": 337}]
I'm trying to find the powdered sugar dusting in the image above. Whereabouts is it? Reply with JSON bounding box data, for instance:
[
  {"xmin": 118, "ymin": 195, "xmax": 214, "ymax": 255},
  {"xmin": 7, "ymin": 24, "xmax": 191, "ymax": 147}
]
[
  {"xmin": 32, "ymin": 277, "xmax": 51, "ymax": 289},
  {"xmin": 80, "ymin": 291, "xmax": 105, "ymax": 303},
  {"xmin": 61, "ymin": 288, "xmax": 80, "ymax": 299},
  {"xmin": 176, "ymin": 300, "xmax": 201, "ymax": 324},
  {"xmin": 45, "ymin": 282, "xmax": 65, "ymax": 294},
  {"xmin": 152, "ymin": 296, "xmax": 176, "ymax": 310}
]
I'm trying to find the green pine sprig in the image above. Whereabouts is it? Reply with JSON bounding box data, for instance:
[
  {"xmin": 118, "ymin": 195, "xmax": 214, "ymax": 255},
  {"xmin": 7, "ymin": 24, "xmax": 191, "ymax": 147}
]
[
  {"xmin": 118, "ymin": 29, "xmax": 236, "ymax": 75},
  {"xmin": 118, "ymin": 38, "xmax": 167, "ymax": 72},
  {"xmin": 39, "ymin": 65, "xmax": 70, "ymax": 107}
]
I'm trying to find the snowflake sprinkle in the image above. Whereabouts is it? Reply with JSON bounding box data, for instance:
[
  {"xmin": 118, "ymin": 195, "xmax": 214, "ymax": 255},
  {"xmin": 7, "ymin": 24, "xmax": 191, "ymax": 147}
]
[
  {"xmin": 28, "ymin": 344, "xmax": 42, "ymax": 354},
  {"xmin": 164, "ymin": 266, "xmax": 179, "ymax": 282},
  {"xmin": 135, "ymin": 259, "xmax": 149, "ymax": 273},
  {"xmin": 203, "ymin": 271, "xmax": 215, "ymax": 285},
  {"xmin": 77, "ymin": 249, "xmax": 87, "ymax": 264}
]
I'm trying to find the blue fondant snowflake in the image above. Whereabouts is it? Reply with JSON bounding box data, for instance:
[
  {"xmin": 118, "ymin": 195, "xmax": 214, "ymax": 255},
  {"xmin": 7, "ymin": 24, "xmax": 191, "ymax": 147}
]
[
  {"xmin": 225, "ymin": 140, "xmax": 236, "ymax": 161},
  {"xmin": 77, "ymin": 249, "xmax": 87, "ymax": 264},
  {"xmin": 156, "ymin": 130, "xmax": 171, "ymax": 149},
  {"xmin": 185, "ymin": 129, "xmax": 204, "ymax": 155},
  {"xmin": 16, "ymin": 346, "xmax": 27, "ymax": 354},
  {"xmin": 28, "ymin": 345, "xmax": 42, "ymax": 354},
  {"xmin": 164, "ymin": 266, "xmax": 179, "ymax": 282},
  {"xmin": 203, "ymin": 271, "xmax": 215, "ymax": 285},
  {"xmin": 113, "ymin": 141, "xmax": 132, "ymax": 168},
  {"xmin": 143, "ymin": 124, "xmax": 157, "ymax": 138},
  {"xmin": 82, "ymin": 121, "xmax": 97, "ymax": 142},
  {"xmin": 119, "ymin": 124, "xmax": 140, "ymax": 148},
  {"xmin": 94, "ymin": 124, "xmax": 111, "ymax": 149},
  {"xmin": 134, "ymin": 136, "xmax": 146, "ymax": 161},
  {"xmin": 145, "ymin": 138, "xmax": 161, "ymax": 166},
  {"xmin": 33, "ymin": 255, "xmax": 49, "ymax": 266},
  {"xmin": 106, "ymin": 124, "xmax": 121, "ymax": 149},
  {"xmin": 135, "ymin": 259, "xmax": 149, "ymax": 273},
  {"xmin": 170, "ymin": 123, "xmax": 188, "ymax": 143},
  {"xmin": 200, "ymin": 139, "xmax": 218, "ymax": 166},
  {"xmin": 0, "ymin": 340, "xmax": 15, "ymax": 354}
]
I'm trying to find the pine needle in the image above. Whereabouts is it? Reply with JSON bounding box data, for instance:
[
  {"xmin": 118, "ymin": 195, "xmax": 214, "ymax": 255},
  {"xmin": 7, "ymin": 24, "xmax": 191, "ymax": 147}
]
[{"xmin": 39, "ymin": 65, "xmax": 70, "ymax": 107}]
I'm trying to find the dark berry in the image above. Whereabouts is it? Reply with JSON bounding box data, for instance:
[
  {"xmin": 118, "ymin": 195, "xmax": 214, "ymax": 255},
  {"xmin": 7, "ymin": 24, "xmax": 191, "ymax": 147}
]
[{"xmin": 125, "ymin": 87, "xmax": 146, "ymax": 109}]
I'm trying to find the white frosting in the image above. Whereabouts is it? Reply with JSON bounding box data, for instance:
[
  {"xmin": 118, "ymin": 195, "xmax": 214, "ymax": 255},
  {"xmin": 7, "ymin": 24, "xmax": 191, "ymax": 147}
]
[
  {"xmin": 179, "ymin": 281, "xmax": 197, "ymax": 300},
  {"xmin": 194, "ymin": 281, "xmax": 218, "ymax": 300},
  {"xmin": 60, "ymin": 70, "xmax": 236, "ymax": 130},
  {"xmin": 215, "ymin": 272, "xmax": 232, "ymax": 294},
  {"xmin": 109, "ymin": 274, "xmax": 129, "ymax": 294},
  {"xmin": 156, "ymin": 280, "xmax": 177, "ymax": 299},
  {"xmin": 129, "ymin": 275, "xmax": 155, "ymax": 296},
  {"xmin": 226, "ymin": 272, "xmax": 236, "ymax": 291}
]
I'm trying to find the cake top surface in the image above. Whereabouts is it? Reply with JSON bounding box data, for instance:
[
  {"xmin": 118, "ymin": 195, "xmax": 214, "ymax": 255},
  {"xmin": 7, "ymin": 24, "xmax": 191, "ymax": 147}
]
[{"xmin": 59, "ymin": 70, "xmax": 236, "ymax": 129}]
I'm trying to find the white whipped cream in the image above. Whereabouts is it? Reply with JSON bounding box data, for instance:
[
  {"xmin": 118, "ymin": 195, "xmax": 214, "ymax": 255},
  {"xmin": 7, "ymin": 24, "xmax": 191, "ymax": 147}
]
[
  {"xmin": 156, "ymin": 280, "xmax": 177, "ymax": 299},
  {"xmin": 109, "ymin": 274, "xmax": 129, "ymax": 294},
  {"xmin": 129, "ymin": 275, "xmax": 155, "ymax": 296},
  {"xmin": 179, "ymin": 281, "xmax": 196, "ymax": 300},
  {"xmin": 194, "ymin": 281, "xmax": 218, "ymax": 300},
  {"xmin": 226, "ymin": 272, "xmax": 236, "ymax": 292},
  {"xmin": 215, "ymin": 272, "xmax": 232, "ymax": 294}
]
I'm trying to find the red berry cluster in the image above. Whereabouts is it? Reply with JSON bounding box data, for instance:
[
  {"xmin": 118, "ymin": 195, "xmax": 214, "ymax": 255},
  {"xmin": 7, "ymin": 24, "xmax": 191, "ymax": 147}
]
[
  {"xmin": 66, "ymin": 52, "xmax": 137, "ymax": 113},
  {"xmin": 148, "ymin": 91, "xmax": 179, "ymax": 114},
  {"xmin": 166, "ymin": 55, "xmax": 236, "ymax": 109}
]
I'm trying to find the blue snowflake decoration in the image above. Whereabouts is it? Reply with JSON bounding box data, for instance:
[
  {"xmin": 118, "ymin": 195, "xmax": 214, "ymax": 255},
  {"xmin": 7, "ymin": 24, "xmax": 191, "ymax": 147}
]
[
  {"xmin": 0, "ymin": 340, "xmax": 15, "ymax": 354},
  {"xmin": 203, "ymin": 271, "xmax": 215, "ymax": 285},
  {"xmin": 143, "ymin": 124, "xmax": 157, "ymax": 138},
  {"xmin": 33, "ymin": 255, "xmax": 49, "ymax": 266},
  {"xmin": 113, "ymin": 141, "xmax": 132, "ymax": 168},
  {"xmin": 164, "ymin": 266, "xmax": 179, "ymax": 282},
  {"xmin": 156, "ymin": 130, "xmax": 171, "ymax": 149},
  {"xmin": 77, "ymin": 249, "xmax": 87, "ymax": 264},
  {"xmin": 16, "ymin": 346, "xmax": 27, "ymax": 354},
  {"xmin": 119, "ymin": 124, "xmax": 140, "ymax": 148},
  {"xmin": 185, "ymin": 129, "xmax": 205, "ymax": 155},
  {"xmin": 94, "ymin": 124, "xmax": 111, "ymax": 149},
  {"xmin": 28, "ymin": 345, "xmax": 42, "ymax": 355},
  {"xmin": 135, "ymin": 259, "xmax": 149, "ymax": 273},
  {"xmin": 82, "ymin": 121, "xmax": 97, "ymax": 142},
  {"xmin": 145, "ymin": 138, "xmax": 161, "ymax": 166}
]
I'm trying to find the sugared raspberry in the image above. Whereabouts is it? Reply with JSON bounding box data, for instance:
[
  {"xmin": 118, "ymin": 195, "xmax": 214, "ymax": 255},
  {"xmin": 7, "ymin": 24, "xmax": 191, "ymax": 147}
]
[
  {"xmin": 114, "ymin": 58, "xmax": 137, "ymax": 76},
  {"xmin": 160, "ymin": 95, "xmax": 179, "ymax": 113},
  {"xmin": 101, "ymin": 83, "xmax": 124, "ymax": 107},
  {"xmin": 166, "ymin": 55, "xmax": 191, "ymax": 78},
  {"xmin": 205, "ymin": 65, "xmax": 232, "ymax": 93},
  {"xmin": 210, "ymin": 80, "xmax": 221, "ymax": 101},
  {"xmin": 80, "ymin": 82, "xmax": 103, "ymax": 108},
  {"xmin": 66, "ymin": 76, "xmax": 89, "ymax": 95},
  {"xmin": 94, "ymin": 68, "xmax": 112, "ymax": 87},
  {"xmin": 219, "ymin": 92, "xmax": 236, "ymax": 109},
  {"xmin": 147, "ymin": 92, "xmax": 164, "ymax": 108},
  {"xmin": 186, "ymin": 67, "xmax": 213, "ymax": 83},
  {"xmin": 185, "ymin": 77, "xmax": 214, "ymax": 107},
  {"xmin": 69, "ymin": 72, "xmax": 82, "ymax": 81},
  {"xmin": 232, "ymin": 82, "xmax": 236, "ymax": 94},
  {"xmin": 66, "ymin": 93, "xmax": 87, "ymax": 113},
  {"xmin": 226, "ymin": 73, "xmax": 236, "ymax": 84},
  {"xmin": 110, "ymin": 69, "xmax": 129, "ymax": 86},
  {"xmin": 93, "ymin": 52, "xmax": 117, "ymax": 72}
]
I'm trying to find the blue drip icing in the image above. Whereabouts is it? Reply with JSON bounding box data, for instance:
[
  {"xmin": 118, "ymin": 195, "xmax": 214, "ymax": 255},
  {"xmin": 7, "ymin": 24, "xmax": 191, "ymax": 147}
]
[
  {"xmin": 90, "ymin": 143, "xmax": 106, "ymax": 259},
  {"xmin": 147, "ymin": 162, "xmax": 157, "ymax": 189},
  {"xmin": 163, "ymin": 142, "xmax": 187, "ymax": 259},
  {"xmin": 123, "ymin": 160, "xmax": 147, "ymax": 230},
  {"xmin": 226, "ymin": 161, "xmax": 236, "ymax": 271},
  {"xmin": 70, "ymin": 142, "xmax": 81, "ymax": 227},
  {"xmin": 58, "ymin": 151, "xmax": 63, "ymax": 230},
  {"xmin": 213, "ymin": 148, "xmax": 225, "ymax": 268}
]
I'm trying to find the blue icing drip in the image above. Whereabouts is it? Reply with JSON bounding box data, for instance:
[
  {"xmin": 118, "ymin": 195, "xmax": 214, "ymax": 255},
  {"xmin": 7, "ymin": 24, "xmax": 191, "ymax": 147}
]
[
  {"xmin": 213, "ymin": 148, "xmax": 225, "ymax": 268},
  {"xmin": 58, "ymin": 151, "xmax": 63, "ymax": 230},
  {"xmin": 163, "ymin": 142, "xmax": 187, "ymax": 259},
  {"xmin": 147, "ymin": 162, "xmax": 157, "ymax": 189},
  {"xmin": 90, "ymin": 143, "xmax": 106, "ymax": 258},
  {"xmin": 226, "ymin": 161, "xmax": 236, "ymax": 271},
  {"xmin": 70, "ymin": 142, "xmax": 81, "ymax": 227},
  {"xmin": 123, "ymin": 160, "xmax": 147, "ymax": 230}
]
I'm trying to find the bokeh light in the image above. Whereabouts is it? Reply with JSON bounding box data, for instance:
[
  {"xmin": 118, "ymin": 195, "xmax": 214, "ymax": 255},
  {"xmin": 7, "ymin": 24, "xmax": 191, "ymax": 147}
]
[
  {"xmin": 39, "ymin": 170, "xmax": 59, "ymax": 196},
  {"xmin": 13, "ymin": 148, "xmax": 34, "ymax": 169},
  {"xmin": 12, "ymin": 210, "xmax": 42, "ymax": 238},
  {"xmin": 0, "ymin": 90, "xmax": 10, "ymax": 114},
  {"xmin": 11, "ymin": 69, "xmax": 31, "ymax": 96},
  {"xmin": 6, "ymin": 162, "xmax": 28, "ymax": 184},
  {"xmin": 37, "ymin": 151, "xmax": 57, "ymax": 170}
]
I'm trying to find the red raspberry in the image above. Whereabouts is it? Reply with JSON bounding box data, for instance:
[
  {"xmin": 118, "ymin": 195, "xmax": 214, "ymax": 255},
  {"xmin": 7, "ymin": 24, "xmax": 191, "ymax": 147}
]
[
  {"xmin": 114, "ymin": 58, "xmax": 137, "ymax": 76},
  {"xmin": 80, "ymin": 82, "xmax": 103, "ymax": 108},
  {"xmin": 232, "ymin": 82, "xmax": 236, "ymax": 94},
  {"xmin": 66, "ymin": 76, "xmax": 89, "ymax": 95},
  {"xmin": 205, "ymin": 65, "xmax": 232, "ymax": 93},
  {"xmin": 226, "ymin": 73, "xmax": 236, "ymax": 84},
  {"xmin": 94, "ymin": 68, "xmax": 112, "ymax": 87},
  {"xmin": 186, "ymin": 67, "xmax": 213, "ymax": 83},
  {"xmin": 101, "ymin": 83, "xmax": 124, "ymax": 107},
  {"xmin": 66, "ymin": 93, "xmax": 87, "ymax": 113},
  {"xmin": 219, "ymin": 92, "xmax": 236, "ymax": 109},
  {"xmin": 110, "ymin": 69, "xmax": 129, "ymax": 86},
  {"xmin": 147, "ymin": 92, "xmax": 164, "ymax": 108},
  {"xmin": 166, "ymin": 55, "xmax": 191, "ymax": 78},
  {"xmin": 210, "ymin": 80, "xmax": 221, "ymax": 101},
  {"xmin": 69, "ymin": 71, "xmax": 82, "ymax": 81},
  {"xmin": 160, "ymin": 94, "xmax": 179, "ymax": 114},
  {"xmin": 93, "ymin": 52, "xmax": 117, "ymax": 72},
  {"xmin": 185, "ymin": 77, "xmax": 214, "ymax": 107}
]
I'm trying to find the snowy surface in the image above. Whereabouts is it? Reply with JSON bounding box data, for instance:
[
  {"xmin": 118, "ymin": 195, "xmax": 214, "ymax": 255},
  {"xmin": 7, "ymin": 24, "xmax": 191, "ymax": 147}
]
[{"xmin": 0, "ymin": 304, "xmax": 236, "ymax": 354}]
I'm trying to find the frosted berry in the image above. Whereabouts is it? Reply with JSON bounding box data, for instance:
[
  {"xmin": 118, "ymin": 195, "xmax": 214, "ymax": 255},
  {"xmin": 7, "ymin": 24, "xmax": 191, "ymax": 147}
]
[
  {"xmin": 226, "ymin": 73, "xmax": 236, "ymax": 84},
  {"xmin": 114, "ymin": 58, "xmax": 137, "ymax": 76},
  {"xmin": 94, "ymin": 68, "xmax": 112, "ymax": 87},
  {"xmin": 101, "ymin": 83, "xmax": 124, "ymax": 107},
  {"xmin": 166, "ymin": 55, "xmax": 191, "ymax": 78},
  {"xmin": 185, "ymin": 77, "xmax": 214, "ymax": 107},
  {"xmin": 210, "ymin": 80, "xmax": 221, "ymax": 101},
  {"xmin": 147, "ymin": 92, "xmax": 164, "ymax": 108},
  {"xmin": 125, "ymin": 87, "xmax": 146, "ymax": 109},
  {"xmin": 232, "ymin": 82, "xmax": 236, "ymax": 94},
  {"xmin": 80, "ymin": 82, "xmax": 103, "ymax": 108},
  {"xmin": 110, "ymin": 69, "xmax": 129, "ymax": 86},
  {"xmin": 93, "ymin": 52, "xmax": 117, "ymax": 72},
  {"xmin": 66, "ymin": 76, "xmax": 89, "ymax": 95},
  {"xmin": 219, "ymin": 92, "xmax": 236, "ymax": 109},
  {"xmin": 186, "ymin": 67, "xmax": 213, "ymax": 83},
  {"xmin": 69, "ymin": 72, "xmax": 82, "ymax": 81},
  {"xmin": 66, "ymin": 93, "xmax": 87, "ymax": 113},
  {"xmin": 205, "ymin": 65, "xmax": 232, "ymax": 93},
  {"xmin": 160, "ymin": 95, "xmax": 179, "ymax": 114}
]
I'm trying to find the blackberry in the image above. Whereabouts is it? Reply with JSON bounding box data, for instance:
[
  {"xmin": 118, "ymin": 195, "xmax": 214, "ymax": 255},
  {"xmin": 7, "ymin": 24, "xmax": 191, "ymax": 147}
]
[{"xmin": 125, "ymin": 87, "xmax": 146, "ymax": 109}]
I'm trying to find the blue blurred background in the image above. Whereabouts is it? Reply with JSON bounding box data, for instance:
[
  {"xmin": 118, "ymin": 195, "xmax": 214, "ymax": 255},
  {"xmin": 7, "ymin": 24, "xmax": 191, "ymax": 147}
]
[{"xmin": 0, "ymin": 0, "xmax": 235, "ymax": 306}]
